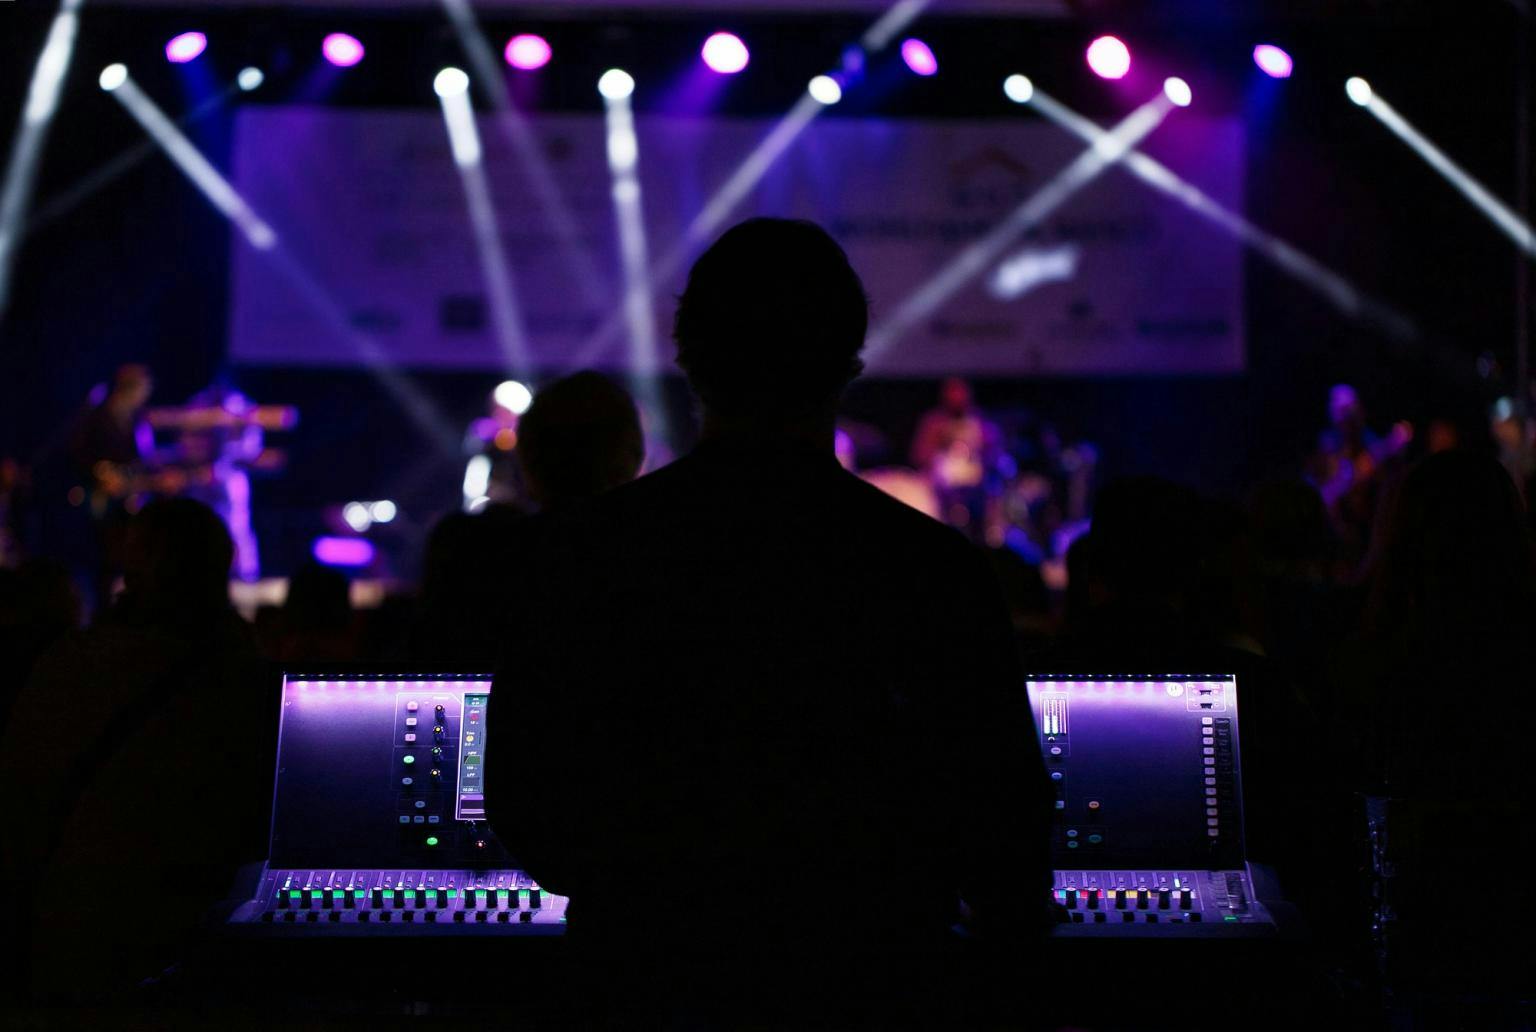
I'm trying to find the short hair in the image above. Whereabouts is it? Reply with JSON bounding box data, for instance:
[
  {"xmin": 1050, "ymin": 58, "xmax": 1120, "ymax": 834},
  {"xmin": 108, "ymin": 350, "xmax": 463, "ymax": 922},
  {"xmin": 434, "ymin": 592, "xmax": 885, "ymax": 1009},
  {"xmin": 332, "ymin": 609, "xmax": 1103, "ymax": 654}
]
[
  {"xmin": 516, "ymin": 371, "xmax": 644, "ymax": 504},
  {"xmin": 673, "ymin": 218, "xmax": 868, "ymax": 416}
]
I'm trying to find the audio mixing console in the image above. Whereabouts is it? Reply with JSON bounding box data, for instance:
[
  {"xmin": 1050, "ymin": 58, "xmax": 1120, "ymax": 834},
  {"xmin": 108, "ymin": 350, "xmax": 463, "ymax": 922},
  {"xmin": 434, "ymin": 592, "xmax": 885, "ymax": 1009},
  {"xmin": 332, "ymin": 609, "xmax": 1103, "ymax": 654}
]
[
  {"xmin": 226, "ymin": 673, "xmax": 567, "ymax": 935},
  {"xmin": 1026, "ymin": 675, "xmax": 1279, "ymax": 938}
]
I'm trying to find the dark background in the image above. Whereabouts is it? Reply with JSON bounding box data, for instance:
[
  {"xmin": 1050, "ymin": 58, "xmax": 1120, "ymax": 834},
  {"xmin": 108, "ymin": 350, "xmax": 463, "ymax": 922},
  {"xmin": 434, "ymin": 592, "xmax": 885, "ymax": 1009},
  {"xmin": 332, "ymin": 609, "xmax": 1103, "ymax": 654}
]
[{"xmin": 1, "ymin": 1, "xmax": 1530, "ymax": 578}]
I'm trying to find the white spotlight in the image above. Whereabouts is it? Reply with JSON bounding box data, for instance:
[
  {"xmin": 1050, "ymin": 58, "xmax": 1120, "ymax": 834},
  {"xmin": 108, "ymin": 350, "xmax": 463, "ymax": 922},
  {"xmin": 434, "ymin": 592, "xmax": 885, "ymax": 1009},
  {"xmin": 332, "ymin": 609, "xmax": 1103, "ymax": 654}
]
[
  {"xmin": 237, "ymin": 67, "xmax": 265, "ymax": 92},
  {"xmin": 808, "ymin": 74, "xmax": 842, "ymax": 105},
  {"xmin": 1003, "ymin": 74, "xmax": 1034, "ymax": 104},
  {"xmin": 1163, "ymin": 77, "xmax": 1192, "ymax": 107},
  {"xmin": 99, "ymin": 63, "xmax": 128, "ymax": 92},
  {"xmin": 342, "ymin": 501, "xmax": 373, "ymax": 532},
  {"xmin": 369, "ymin": 499, "xmax": 398, "ymax": 524},
  {"xmin": 434, "ymin": 66, "xmax": 470, "ymax": 98},
  {"xmin": 598, "ymin": 68, "xmax": 635, "ymax": 101},
  {"xmin": 494, "ymin": 379, "xmax": 533, "ymax": 415},
  {"xmin": 1346, "ymin": 77, "xmax": 1372, "ymax": 106}
]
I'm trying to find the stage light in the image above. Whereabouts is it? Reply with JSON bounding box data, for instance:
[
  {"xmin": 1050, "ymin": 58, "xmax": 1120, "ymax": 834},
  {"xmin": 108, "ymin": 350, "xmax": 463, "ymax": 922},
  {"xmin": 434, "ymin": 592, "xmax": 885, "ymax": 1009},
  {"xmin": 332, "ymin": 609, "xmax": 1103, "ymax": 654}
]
[
  {"xmin": 1086, "ymin": 35, "xmax": 1131, "ymax": 80},
  {"xmin": 313, "ymin": 536, "xmax": 373, "ymax": 568},
  {"xmin": 1025, "ymin": 83, "xmax": 1417, "ymax": 341},
  {"xmin": 165, "ymin": 32, "xmax": 207, "ymax": 65},
  {"xmin": 1253, "ymin": 44, "xmax": 1293, "ymax": 79},
  {"xmin": 322, "ymin": 33, "xmax": 365, "ymax": 68},
  {"xmin": 1, "ymin": 0, "xmax": 84, "ymax": 322},
  {"xmin": 342, "ymin": 501, "xmax": 373, "ymax": 532},
  {"xmin": 103, "ymin": 67, "xmax": 277, "ymax": 250},
  {"xmin": 237, "ymin": 67, "xmax": 264, "ymax": 91},
  {"xmin": 868, "ymin": 91, "xmax": 1174, "ymax": 358},
  {"xmin": 701, "ymin": 32, "xmax": 749, "ymax": 74},
  {"xmin": 598, "ymin": 68, "xmax": 635, "ymax": 101},
  {"xmin": 494, "ymin": 379, "xmax": 533, "ymax": 414},
  {"xmin": 504, "ymin": 33, "xmax": 551, "ymax": 71},
  {"xmin": 434, "ymin": 66, "xmax": 470, "ymax": 98},
  {"xmin": 808, "ymin": 74, "xmax": 842, "ymax": 105},
  {"xmin": 1003, "ymin": 74, "xmax": 1034, "ymax": 104},
  {"xmin": 439, "ymin": 67, "xmax": 530, "ymax": 370},
  {"xmin": 99, "ymin": 63, "xmax": 128, "ymax": 92},
  {"xmin": 369, "ymin": 500, "xmax": 397, "ymax": 524},
  {"xmin": 1352, "ymin": 82, "xmax": 1535, "ymax": 256},
  {"xmin": 900, "ymin": 38, "xmax": 938, "ymax": 77},
  {"xmin": 1163, "ymin": 76, "xmax": 1192, "ymax": 107}
]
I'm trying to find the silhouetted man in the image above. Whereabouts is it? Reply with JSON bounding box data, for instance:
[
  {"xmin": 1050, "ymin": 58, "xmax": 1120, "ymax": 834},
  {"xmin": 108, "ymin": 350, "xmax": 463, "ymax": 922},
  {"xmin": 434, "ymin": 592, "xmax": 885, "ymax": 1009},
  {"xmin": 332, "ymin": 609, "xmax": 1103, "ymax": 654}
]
[{"xmin": 489, "ymin": 219, "xmax": 1050, "ymax": 1025}]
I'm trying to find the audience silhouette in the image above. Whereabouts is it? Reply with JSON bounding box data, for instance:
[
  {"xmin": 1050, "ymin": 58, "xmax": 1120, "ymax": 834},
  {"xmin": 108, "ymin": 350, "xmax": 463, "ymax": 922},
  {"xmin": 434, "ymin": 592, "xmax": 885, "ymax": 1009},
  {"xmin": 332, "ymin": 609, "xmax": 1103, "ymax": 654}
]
[
  {"xmin": 0, "ymin": 498, "xmax": 270, "ymax": 1003},
  {"xmin": 487, "ymin": 218, "xmax": 1052, "ymax": 1026}
]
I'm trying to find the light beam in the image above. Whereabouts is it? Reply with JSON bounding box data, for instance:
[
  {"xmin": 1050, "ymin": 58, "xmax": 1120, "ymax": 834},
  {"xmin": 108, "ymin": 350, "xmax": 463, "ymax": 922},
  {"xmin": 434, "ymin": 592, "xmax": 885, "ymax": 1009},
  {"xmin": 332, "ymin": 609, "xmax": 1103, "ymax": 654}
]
[
  {"xmin": 866, "ymin": 91, "xmax": 1177, "ymax": 358},
  {"xmin": 1351, "ymin": 80, "xmax": 1536, "ymax": 256},
  {"xmin": 0, "ymin": 0, "xmax": 85, "ymax": 323}
]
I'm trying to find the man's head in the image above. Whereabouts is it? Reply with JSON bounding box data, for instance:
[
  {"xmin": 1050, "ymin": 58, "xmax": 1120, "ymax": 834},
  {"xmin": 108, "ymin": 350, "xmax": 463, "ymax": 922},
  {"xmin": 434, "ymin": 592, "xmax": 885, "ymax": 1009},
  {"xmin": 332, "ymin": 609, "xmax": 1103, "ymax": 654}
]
[
  {"xmin": 674, "ymin": 218, "xmax": 868, "ymax": 422},
  {"xmin": 110, "ymin": 364, "xmax": 153, "ymax": 410},
  {"xmin": 516, "ymin": 371, "xmax": 644, "ymax": 507}
]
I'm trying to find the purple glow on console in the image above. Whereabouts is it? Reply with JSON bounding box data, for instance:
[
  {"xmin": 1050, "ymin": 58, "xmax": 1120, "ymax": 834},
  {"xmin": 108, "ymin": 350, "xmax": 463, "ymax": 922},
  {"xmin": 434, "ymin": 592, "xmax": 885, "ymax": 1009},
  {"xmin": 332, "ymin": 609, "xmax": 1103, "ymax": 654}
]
[
  {"xmin": 1086, "ymin": 35, "xmax": 1132, "ymax": 80},
  {"xmin": 312, "ymin": 536, "xmax": 373, "ymax": 567},
  {"xmin": 322, "ymin": 33, "xmax": 365, "ymax": 68},
  {"xmin": 165, "ymin": 32, "xmax": 207, "ymax": 64},
  {"xmin": 505, "ymin": 34, "xmax": 552, "ymax": 71},
  {"xmin": 1253, "ymin": 44, "xmax": 1293, "ymax": 79},
  {"xmin": 900, "ymin": 38, "xmax": 938, "ymax": 77},
  {"xmin": 701, "ymin": 32, "xmax": 749, "ymax": 74}
]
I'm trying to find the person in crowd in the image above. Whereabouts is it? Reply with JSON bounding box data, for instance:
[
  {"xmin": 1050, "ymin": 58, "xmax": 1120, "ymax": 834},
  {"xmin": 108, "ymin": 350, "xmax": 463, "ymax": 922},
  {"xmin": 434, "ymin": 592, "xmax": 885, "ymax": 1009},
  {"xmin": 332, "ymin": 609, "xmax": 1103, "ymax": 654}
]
[
  {"xmin": 410, "ymin": 372, "xmax": 644, "ymax": 667},
  {"xmin": 263, "ymin": 559, "xmax": 357, "ymax": 662},
  {"xmin": 487, "ymin": 218, "xmax": 1051, "ymax": 1026},
  {"xmin": 515, "ymin": 370, "xmax": 644, "ymax": 511},
  {"xmin": 1332, "ymin": 451, "xmax": 1535, "ymax": 1015},
  {"xmin": 0, "ymin": 498, "xmax": 271, "ymax": 1004},
  {"xmin": 0, "ymin": 559, "xmax": 82, "ymax": 730}
]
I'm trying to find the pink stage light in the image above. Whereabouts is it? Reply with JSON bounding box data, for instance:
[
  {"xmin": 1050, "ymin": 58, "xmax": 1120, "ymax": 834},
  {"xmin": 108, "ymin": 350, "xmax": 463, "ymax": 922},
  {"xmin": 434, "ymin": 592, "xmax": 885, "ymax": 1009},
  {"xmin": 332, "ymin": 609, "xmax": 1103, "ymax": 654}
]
[
  {"xmin": 313, "ymin": 536, "xmax": 373, "ymax": 568},
  {"xmin": 1253, "ymin": 44, "xmax": 1293, "ymax": 79},
  {"xmin": 900, "ymin": 38, "xmax": 938, "ymax": 77},
  {"xmin": 165, "ymin": 32, "xmax": 207, "ymax": 64},
  {"xmin": 1086, "ymin": 35, "xmax": 1131, "ymax": 80},
  {"xmin": 505, "ymin": 33, "xmax": 552, "ymax": 71},
  {"xmin": 701, "ymin": 32, "xmax": 749, "ymax": 74},
  {"xmin": 321, "ymin": 33, "xmax": 365, "ymax": 68}
]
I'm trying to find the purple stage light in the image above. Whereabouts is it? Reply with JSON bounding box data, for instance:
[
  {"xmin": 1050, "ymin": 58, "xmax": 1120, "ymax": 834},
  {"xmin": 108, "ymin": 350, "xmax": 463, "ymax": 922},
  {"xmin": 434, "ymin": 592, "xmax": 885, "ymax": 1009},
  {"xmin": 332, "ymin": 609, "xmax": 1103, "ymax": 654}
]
[
  {"xmin": 701, "ymin": 32, "xmax": 749, "ymax": 74},
  {"xmin": 1086, "ymin": 35, "xmax": 1131, "ymax": 80},
  {"xmin": 1253, "ymin": 44, "xmax": 1293, "ymax": 79},
  {"xmin": 900, "ymin": 38, "xmax": 938, "ymax": 77},
  {"xmin": 313, "ymin": 536, "xmax": 374, "ymax": 568},
  {"xmin": 165, "ymin": 31, "xmax": 207, "ymax": 65},
  {"xmin": 505, "ymin": 33, "xmax": 552, "ymax": 71},
  {"xmin": 322, "ymin": 32, "xmax": 365, "ymax": 68}
]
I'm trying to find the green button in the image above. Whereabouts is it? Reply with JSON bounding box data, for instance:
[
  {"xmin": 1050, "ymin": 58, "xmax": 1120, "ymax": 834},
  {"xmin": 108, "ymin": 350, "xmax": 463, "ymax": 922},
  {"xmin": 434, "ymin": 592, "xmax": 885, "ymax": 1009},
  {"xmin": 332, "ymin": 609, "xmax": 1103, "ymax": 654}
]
[
  {"xmin": 403, "ymin": 755, "xmax": 416, "ymax": 765},
  {"xmin": 288, "ymin": 890, "xmax": 302, "ymax": 899},
  {"xmin": 425, "ymin": 836, "xmax": 439, "ymax": 847},
  {"xmin": 1223, "ymin": 915, "xmax": 1237, "ymax": 922},
  {"xmin": 447, "ymin": 889, "xmax": 457, "ymax": 898}
]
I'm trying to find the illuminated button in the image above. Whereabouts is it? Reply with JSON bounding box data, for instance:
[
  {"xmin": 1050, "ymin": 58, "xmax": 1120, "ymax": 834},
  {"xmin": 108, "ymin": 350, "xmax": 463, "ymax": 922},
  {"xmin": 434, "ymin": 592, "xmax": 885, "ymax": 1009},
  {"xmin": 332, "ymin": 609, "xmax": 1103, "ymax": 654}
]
[
  {"xmin": 1087, "ymin": 800, "xmax": 1101, "ymax": 810},
  {"xmin": 425, "ymin": 836, "xmax": 439, "ymax": 847},
  {"xmin": 407, "ymin": 702, "xmax": 419, "ymax": 712},
  {"xmin": 405, "ymin": 717, "xmax": 417, "ymax": 727},
  {"xmin": 405, "ymin": 734, "xmax": 417, "ymax": 743},
  {"xmin": 399, "ymin": 815, "xmax": 411, "ymax": 824},
  {"xmin": 415, "ymin": 800, "xmax": 427, "ymax": 809},
  {"xmin": 465, "ymin": 733, "xmax": 476, "ymax": 743},
  {"xmin": 1065, "ymin": 829, "xmax": 1077, "ymax": 838},
  {"xmin": 403, "ymin": 755, "xmax": 416, "ymax": 766},
  {"xmin": 428, "ymin": 815, "xmax": 440, "ymax": 824}
]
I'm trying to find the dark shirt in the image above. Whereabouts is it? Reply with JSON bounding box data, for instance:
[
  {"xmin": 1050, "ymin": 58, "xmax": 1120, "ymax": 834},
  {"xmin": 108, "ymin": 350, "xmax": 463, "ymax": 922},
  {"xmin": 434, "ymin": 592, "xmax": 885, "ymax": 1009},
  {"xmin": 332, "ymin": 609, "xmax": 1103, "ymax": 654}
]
[{"xmin": 489, "ymin": 437, "xmax": 1050, "ymax": 973}]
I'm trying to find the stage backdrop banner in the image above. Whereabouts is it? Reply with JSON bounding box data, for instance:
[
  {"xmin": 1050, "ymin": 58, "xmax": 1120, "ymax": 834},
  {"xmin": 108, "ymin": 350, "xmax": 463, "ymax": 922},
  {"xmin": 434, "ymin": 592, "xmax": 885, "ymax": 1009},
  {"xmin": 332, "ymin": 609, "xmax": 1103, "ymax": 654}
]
[{"xmin": 228, "ymin": 107, "xmax": 1244, "ymax": 376}]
